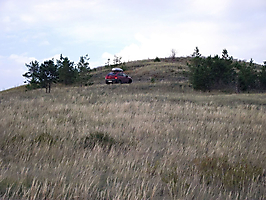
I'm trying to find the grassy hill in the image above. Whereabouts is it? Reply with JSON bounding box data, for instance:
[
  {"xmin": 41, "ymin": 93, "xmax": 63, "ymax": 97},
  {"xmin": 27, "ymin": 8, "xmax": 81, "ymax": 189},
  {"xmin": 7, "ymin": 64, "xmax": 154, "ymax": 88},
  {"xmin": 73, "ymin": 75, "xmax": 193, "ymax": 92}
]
[
  {"xmin": 0, "ymin": 57, "xmax": 266, "ymax": 199},
  {"xmin": 90, "ymin": 57, "xmax": 191, "ymax": 85}
]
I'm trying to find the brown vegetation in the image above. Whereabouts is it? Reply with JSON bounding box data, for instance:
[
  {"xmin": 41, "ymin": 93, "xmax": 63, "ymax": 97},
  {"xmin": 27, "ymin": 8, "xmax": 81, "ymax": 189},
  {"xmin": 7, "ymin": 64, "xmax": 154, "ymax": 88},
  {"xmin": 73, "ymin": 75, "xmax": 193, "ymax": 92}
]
[{"xmin": 0, "ymin": 59, "xmax": 266, "ymax": 199}]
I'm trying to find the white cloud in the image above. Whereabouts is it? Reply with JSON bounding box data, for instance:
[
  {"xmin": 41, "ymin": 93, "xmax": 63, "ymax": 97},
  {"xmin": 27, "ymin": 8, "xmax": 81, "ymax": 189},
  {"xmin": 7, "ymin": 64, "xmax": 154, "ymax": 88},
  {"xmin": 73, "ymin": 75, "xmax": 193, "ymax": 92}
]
[
  {"xmin": 61, "ymin": 25, "xmax": 110, "ymax": 43},
  {"xmin": 102, "ymin": 52, "xmax": 113, "ymax": 60},
  {"xmin": 100, "ymin": 52, "xmax": 115, "ymax": 66},
  {"xmin": 9, "ymin": 54, "xmax": 37, "ymax": 64},
  {"xmin": 0, "ymin": 0, "xmax": 109, "ymax": 33},
  {"xmin": 118, "ymin": 34, "xmax": 169, "ymax": 61},
  {"xmin": 114, "ymin": 20, "xmax": 224, "ymax": 62},
  {"xmin": 0, "ymin": 54, "xmax": 30, "ymax": 91}
]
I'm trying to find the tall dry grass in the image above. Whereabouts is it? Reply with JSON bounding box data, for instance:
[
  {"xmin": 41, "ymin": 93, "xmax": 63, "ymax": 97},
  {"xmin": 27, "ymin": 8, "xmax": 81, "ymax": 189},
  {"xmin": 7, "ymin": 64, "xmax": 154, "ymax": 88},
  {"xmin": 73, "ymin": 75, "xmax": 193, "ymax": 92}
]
[{"xmin": 0, "ymin": 82, "xmax": 265, "ymax": 199}]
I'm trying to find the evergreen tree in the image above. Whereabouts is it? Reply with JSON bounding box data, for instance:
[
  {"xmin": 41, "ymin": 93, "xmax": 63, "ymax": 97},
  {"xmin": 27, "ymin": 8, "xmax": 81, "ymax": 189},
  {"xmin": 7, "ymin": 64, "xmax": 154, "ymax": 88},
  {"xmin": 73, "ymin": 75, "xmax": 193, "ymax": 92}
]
[
  {"xmin": 77, "ymin": 54, "xmax": 90, "ymax": 86},
  {"xmin": 23, "ymin": 60, "xmax": 40, "ymax": 89},
  {"xmin": 57, "ymin": 54, "xmax": 76, "ymax": 85},
  {"xmin": 23, "ymin": 54, "xmax": 93, "ymax": 90},
  {"xmin": 210, "ymin": 52, "xmax": 234, "ymax": 88},
  {"xmin": 189, "ymin": 47, "xmax": 211, "ymax": 90},
  {"xmin": 192, "ymin": 46, "xmax": 201, "ymax": 57},
  {"xmin": 39, "ymin": 59, "xmax": 58, "ymax": 93},
  {"xmin": 189, "ymin": 48, "xmax": 235, "ymax": 91},
  {"xmin": 259, "ymin": 61, "xmax": 266, "ymax": 89},
  {"xmin": 222, "ymin": 49, "xmax": 229, "ymax": 60},
  {"xmin": 237, "ymin": 59, "xmax": 257, "ymax": 91}
]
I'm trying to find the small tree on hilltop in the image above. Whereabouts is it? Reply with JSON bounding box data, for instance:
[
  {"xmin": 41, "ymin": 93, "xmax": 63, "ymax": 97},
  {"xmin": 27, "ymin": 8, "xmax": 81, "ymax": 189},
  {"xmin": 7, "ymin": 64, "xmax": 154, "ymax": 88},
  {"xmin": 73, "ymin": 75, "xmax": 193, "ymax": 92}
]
[
  {"xmin": 113, "ymin": 55, "xmax": 122, "ymax": 65},
  {"xmin": 105, "ymin": 58, "xmax": 111, "ymax": 66},
  {"xmin": 192, "ymin": 46, "xmax": 201, "ymax": 57},
  {"xmin": 154, "ymin": 57, "xmax": 161, "ymax": 62},
  {"xmin": 190, "ymin": 47, "xmax": 202, "ymax": 74},
  {"xmin": 170, "ymin": 49, "xmax": 176, "ymax": 60},
  {"xmin": 222, "ymin": 49, "xmax": 229, "ymax": 60}
]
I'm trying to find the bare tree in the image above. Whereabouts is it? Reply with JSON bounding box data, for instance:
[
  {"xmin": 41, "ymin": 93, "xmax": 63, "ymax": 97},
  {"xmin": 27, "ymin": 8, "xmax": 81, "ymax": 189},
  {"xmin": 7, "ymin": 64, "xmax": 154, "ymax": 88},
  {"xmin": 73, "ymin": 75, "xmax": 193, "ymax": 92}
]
[
  {"xmin": 113, "ymin": 55, "xmax": 122, "ymax": 65},
  {"xmin": 170, "ymin": 49, "xmax": 176, "ymax": 60}
]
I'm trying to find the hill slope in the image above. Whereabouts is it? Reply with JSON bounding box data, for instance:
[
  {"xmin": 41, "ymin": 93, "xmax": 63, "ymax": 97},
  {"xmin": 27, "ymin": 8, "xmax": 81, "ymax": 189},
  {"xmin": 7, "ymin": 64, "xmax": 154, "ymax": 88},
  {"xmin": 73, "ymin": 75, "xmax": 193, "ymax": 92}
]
[
  {"xmin": 90, "ymin": 57, "xmax": 191, "ymax": 85},
  {"xmin": 0, "ymin": 57, "xmax": 266, "ymax": 199}
]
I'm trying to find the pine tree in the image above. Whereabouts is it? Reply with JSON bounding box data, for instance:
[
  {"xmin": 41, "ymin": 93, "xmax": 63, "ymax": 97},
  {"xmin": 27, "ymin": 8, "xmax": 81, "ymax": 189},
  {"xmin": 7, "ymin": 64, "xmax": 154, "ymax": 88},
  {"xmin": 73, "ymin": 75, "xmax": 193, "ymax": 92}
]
[
  {"xmin": 189, "ymin": 47, "xmax": 211, "ymax": 90},
  {"xmin": 77, "ymin": 54, "xmax": 90, "ymax": 86},
  {"xmin": 23, "ymin": 60, "xmax": 40, "ymax": 89},
  {"xmin": 39, "ymin": 59, "xmax": 58, "ymax": 93},
  {"xmin": 259, "ymin": 61, "xmax": 266, "ymax": 89},
  {"xmin": 192, "ymin": 46, "xmax": 201, "ymax": 57},
  {"xmin": 57, "ymin": 54, "xmax": 76, "ymax": 85},
  {"xmin": 189, "ymin": 48, "xmax": 236, "ymax": 91},
  {"xmin": 237, "ymin": 59, "xmax": 258, "ymax": 91}
]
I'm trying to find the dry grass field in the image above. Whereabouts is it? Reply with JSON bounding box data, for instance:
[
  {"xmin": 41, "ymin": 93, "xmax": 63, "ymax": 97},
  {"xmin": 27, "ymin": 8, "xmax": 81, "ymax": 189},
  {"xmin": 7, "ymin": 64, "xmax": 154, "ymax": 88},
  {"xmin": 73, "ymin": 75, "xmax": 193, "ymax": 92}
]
[{"xmin": 0, "ymin": 60, "xmax": 266, "ymax": 199}]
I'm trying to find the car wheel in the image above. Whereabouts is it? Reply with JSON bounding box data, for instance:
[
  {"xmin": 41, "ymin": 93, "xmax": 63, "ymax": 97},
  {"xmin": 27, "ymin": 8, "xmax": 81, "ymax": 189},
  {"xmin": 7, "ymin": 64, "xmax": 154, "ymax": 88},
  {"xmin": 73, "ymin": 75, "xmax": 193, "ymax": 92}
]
[
  {"xmin": 128, "ymin": 79, "xmax": 132, "ymax": 84},
  {"xmin": 119, "ymin": 80, "xmax": 123, "ymax": 84}
]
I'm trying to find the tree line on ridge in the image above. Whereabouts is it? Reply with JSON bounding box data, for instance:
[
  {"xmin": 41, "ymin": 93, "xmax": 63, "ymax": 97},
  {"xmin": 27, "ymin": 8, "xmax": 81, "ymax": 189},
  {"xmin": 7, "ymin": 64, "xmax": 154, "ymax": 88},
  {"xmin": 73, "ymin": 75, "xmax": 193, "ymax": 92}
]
[
  {"xmin": 189, "ymin": 47, "xmax": 266, "ymax": 92},
  {"xmin": 23, "ymin": 54, "xmax": 91, "ymax": 93},
  {"xmin": 23, "ymin": 49, "xmax": 266, "ymax": 93}
]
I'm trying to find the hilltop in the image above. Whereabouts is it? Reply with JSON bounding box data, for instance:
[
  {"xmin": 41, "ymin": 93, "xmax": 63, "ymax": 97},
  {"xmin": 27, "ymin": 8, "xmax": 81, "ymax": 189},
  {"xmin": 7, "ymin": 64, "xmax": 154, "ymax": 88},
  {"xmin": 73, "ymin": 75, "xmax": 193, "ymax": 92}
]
[{"xmin": 90, "ymin": 57, "xmax": 191, "ymax": 86}]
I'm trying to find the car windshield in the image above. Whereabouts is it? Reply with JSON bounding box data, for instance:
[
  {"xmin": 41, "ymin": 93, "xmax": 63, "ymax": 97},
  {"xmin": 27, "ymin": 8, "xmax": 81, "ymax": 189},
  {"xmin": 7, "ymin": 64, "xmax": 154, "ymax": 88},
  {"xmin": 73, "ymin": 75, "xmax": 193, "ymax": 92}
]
[{"xmin": 107, "ymin": 72, "xmax": 115, "ymax": 76}]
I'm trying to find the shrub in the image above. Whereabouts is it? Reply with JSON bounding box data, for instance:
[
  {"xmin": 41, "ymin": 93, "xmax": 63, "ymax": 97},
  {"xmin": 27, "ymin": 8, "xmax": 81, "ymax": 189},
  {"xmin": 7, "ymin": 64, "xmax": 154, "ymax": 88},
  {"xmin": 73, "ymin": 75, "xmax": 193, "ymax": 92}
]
[
  {"xmin": 154, "ymin": 57, "xmax": 161, "ymax": 62},
  {"xmin": 33, "ymin": 133, "xmax": 58, "ymax": 146},
  {"xmin": 80, "ymin": 132, "xmax": 117, "ymax": 151},
  {"xmin": 120, "ymin": 63, "xmax": 128, "ymax": 71}
]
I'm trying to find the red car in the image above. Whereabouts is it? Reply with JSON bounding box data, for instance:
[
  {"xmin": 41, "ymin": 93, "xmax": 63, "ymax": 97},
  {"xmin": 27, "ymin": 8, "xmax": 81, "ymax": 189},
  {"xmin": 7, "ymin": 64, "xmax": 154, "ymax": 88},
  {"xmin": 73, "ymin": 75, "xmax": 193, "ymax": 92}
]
[{"xmin": 105, "ymin": 68, "xmax": 132, "ymax": 84}]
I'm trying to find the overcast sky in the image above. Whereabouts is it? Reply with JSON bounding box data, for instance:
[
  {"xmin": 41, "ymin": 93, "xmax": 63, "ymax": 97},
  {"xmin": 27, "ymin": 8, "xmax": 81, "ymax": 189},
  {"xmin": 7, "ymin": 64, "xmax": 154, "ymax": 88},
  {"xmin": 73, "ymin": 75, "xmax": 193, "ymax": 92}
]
[{"xmin": 1, "ymin": 0, "xmax": 266, "ymax": 90}]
